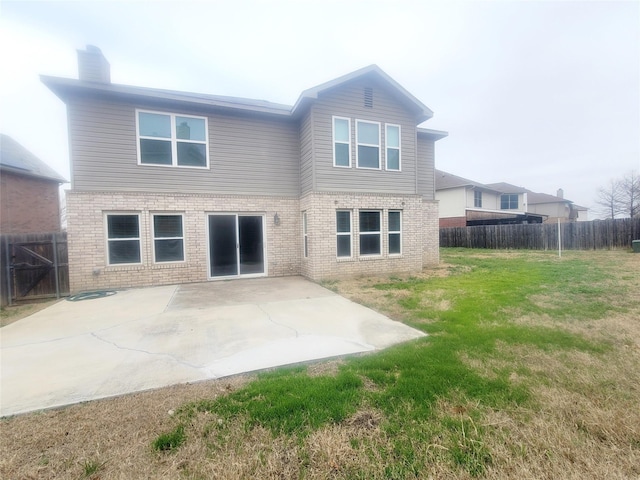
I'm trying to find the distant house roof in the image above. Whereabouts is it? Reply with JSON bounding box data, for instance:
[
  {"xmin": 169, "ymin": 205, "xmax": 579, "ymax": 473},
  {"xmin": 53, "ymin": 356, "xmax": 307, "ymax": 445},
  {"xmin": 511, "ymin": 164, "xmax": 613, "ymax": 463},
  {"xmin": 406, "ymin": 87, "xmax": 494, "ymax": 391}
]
[
  {"xmin": 435, "ymin": 170, "xmax": 500, "ymax": 192},
  {"xmin": 0, "ymin": 134, "xmax": 66, "ymax": 183},
  {"xmin": 526, "ymin": 191, "xmax": 571, "ymax": 205},
  {"xmin": 485, "ymin": 182, "xmax": 529, "ymax": 194}
]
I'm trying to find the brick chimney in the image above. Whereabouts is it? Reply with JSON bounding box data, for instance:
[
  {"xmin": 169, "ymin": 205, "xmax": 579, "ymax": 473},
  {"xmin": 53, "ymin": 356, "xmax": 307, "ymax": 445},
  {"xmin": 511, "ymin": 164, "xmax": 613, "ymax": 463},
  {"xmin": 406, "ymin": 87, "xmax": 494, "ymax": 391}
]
[
  {"xmin": 77, "ymin": 45, "xmax": 110, "ymax": 83},
  {"xmin": 557, "ymin": 188, "xmax": 564, "ymax": 199}
]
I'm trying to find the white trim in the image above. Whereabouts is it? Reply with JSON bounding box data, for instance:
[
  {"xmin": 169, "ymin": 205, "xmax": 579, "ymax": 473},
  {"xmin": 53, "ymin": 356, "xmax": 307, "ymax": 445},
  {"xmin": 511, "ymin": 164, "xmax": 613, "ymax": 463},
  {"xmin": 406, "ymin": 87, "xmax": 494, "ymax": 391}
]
[
  {"xmin": 355, "ymin": 119, "xmax": 381, "ymax": 170},
  {"xmin": 385, "ymin": 124, "xmax": 401, "ymax": 171},
  {"xmin": 151, "ymin": 212, "xmax": 186, "ymax": 264},
  {"xmin": 302, "ymin": 211, "xmax": 309, "ymax": 258},
  {"xmin": 104, "ymin": 212, "xmax": 142, "ymax": 266},
  {"xmin": 136, "ymin": 109, "xmax": 209, "ymax": 169},
  {"xmin": 358, "ymin": 210, "xmax": 382, "ymax": 256},
  {"xmin": 336, "ymin": 210, "xmax": 352, "ymax": 258},
  {"xmin": 388, "ymin": 210, "xmax": 402, "ymax": 256},
  {"xmin": 332, "ymin": 116, "xmax": 351, "ymax": 168}
]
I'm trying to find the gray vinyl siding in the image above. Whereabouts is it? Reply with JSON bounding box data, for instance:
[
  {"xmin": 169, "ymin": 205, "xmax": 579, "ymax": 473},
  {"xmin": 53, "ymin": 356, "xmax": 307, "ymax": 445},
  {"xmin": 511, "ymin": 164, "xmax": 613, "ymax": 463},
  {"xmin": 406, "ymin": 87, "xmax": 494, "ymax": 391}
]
[
  {"xmin": 299, "ymin": 109, "xmax": 314, "ymax": 195},
  {"xmin": 309, "ymin": 78, "xmax": 419, "ymax": 194},
  {"xmin": 68, "ymin": 98, "xmax": 300, "ymax": 196},
  {"xmin": 417, "ymin": 135, "xmax": 435, "ymax": 200}
]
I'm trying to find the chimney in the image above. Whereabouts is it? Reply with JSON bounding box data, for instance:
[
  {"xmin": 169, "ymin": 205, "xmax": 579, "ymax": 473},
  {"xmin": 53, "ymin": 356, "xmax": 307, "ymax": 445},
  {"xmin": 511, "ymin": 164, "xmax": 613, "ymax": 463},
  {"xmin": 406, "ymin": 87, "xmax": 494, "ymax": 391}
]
[
  {"xmin": 77, "ymin": 45, "xmax": 110, "ymax": 83},
  {"xmin": 557, "ymin": 188, "xmax": 564, "ymax": 199}
]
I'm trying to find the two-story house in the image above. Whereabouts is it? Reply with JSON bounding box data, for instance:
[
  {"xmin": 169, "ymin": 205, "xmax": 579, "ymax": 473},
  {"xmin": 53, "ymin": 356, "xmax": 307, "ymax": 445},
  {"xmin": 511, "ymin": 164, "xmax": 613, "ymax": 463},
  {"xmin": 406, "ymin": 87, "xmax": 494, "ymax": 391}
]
[
  {"xmin": 436, "ymin": 170, "xmax": 587, "ymax": 227},
  {"xmin": 42, "ymin": 46, "xmax": 447, "ymax": 293}
]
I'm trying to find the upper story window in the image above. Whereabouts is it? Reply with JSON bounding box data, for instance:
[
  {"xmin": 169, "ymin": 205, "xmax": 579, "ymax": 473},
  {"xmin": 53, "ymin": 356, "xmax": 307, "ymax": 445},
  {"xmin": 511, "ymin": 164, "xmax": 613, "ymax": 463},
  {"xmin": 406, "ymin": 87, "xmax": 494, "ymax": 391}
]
[
  {"xmin": 333, "ymin": 117, "xmax": 351, "ymax": 167},
  {"xmin": 474, "ymin": 190, "xmax": 483, "ymax": 208},
  {"xmin": 356, "ymin": 120, "xmax": 381, "ymax": 169},
  {"xmin": 137, "ymin": 110, "xmax": 209, "ymax": 168},
  {"xmin": 385, "ymin": 124, "xmax": 401, "ymax": 171},
  {"xmin": 501, "ymin": 194, "xmax": 519, "ymax": 210},
  {"xmin": 106, "ymin": 213, "xmax": 141, "ymax": 265}
]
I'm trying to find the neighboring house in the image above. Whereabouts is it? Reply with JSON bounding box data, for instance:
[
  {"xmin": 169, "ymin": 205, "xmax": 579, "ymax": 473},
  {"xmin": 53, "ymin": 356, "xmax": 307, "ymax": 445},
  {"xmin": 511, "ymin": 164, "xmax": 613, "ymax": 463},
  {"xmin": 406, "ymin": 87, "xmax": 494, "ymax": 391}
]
[
  {"xmin": 0, "ymin": 134, "xmax": 66, "ymax": 234},
  {"xmin": 436, "ymin": 170, "xmax": 586, "ymax": 227},
  {"xmin": 42, "ymin": 46, "xmax": 447, "ymax": 293}
]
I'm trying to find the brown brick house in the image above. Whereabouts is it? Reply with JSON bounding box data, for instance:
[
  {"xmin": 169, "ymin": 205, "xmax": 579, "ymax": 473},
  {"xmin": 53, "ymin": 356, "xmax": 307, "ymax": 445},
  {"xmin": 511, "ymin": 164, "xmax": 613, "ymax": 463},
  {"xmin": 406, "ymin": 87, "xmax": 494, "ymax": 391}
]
[{"xmin": 0, "ymin": 134, "xmax": 66, "ymax": 234}]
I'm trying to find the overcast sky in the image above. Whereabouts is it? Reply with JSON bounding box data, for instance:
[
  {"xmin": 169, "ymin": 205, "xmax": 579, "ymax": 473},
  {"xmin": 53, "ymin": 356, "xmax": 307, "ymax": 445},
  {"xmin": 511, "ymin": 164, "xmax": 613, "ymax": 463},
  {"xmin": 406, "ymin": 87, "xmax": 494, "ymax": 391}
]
[{"xmin": 1, "ymin": 0, "xmax": 638, "ymax": 218}]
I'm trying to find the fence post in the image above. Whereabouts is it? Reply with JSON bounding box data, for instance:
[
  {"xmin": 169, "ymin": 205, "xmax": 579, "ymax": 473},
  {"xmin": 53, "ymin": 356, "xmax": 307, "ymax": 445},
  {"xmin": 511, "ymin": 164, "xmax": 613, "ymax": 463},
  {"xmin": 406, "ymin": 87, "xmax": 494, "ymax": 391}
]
[
  {"xmin": 4, "ymin": 238, "xmax": 12, "ymax": 306},
  {"xmin": 53, "ymin": 233, "xmax": 60, "ymax": 299}
]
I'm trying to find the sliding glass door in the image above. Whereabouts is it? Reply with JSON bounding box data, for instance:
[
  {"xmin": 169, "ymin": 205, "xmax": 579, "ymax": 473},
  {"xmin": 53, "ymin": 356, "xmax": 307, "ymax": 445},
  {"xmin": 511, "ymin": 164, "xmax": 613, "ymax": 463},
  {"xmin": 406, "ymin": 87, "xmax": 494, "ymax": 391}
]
[{"xmin": 208, "ymin": 214, "xmax": 265, "ymax": 278}]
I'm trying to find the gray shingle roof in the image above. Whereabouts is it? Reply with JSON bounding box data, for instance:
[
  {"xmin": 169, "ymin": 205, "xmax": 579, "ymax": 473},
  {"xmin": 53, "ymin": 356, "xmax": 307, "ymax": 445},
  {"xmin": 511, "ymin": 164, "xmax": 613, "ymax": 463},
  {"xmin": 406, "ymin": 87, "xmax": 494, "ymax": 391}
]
[{"xmin": 0, "ymin": 134, "xmax": 67, "ymax": 183}]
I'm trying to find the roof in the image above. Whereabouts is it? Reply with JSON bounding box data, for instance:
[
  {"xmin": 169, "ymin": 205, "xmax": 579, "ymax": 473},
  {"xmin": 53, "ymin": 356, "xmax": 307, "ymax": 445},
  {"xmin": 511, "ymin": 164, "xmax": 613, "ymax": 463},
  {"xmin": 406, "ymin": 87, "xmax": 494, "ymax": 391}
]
[
  {"xmin": 485, "ymin": 182, "xmax": 529, "ymax": 194},
  {"xmin": 435, "ymin": 170, "xmax": 500, "ymax": 192},
  {"xmin": 418, "ymin": 128, "xmax": 448, "ymax": 141},
  {"xmin": 526, "ymin": 191, "xmax": 571, "ymax": 205},
  {"xmin": 41, "ymin": 75, "xmax": 293, "ymax": 118},
  {"xmin": 292, "ymin": 65, "xmax": 434, "ymax": 122},
  {"xmin": 42, "ymin": 65, "xmax": 445, "ymax": 131},
  {"xmin": 0, "ymin": 134, "xmax": 66, "ymax": 183}
]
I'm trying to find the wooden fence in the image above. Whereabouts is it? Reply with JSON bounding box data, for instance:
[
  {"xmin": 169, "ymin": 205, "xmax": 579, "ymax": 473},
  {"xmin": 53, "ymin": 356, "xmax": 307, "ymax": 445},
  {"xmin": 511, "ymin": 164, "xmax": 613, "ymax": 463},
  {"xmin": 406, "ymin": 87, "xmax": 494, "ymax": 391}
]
[
  {"xmin": 0, "ymin": 232, "xmax": 69, "ymax": 306},
  {"xmin": 440, "ymin": 218, "xmax": 640, "ymax": 250}
]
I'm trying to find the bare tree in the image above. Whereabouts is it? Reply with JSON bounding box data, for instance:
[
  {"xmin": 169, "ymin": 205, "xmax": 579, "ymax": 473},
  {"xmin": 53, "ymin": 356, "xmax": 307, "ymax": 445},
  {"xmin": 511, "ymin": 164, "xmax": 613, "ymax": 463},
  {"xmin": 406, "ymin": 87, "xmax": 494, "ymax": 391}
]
[
  {"xmin": 620, "ymin": 170, "xmax": 640, "ymax": 218},
  {"xmin": 595, "ymin": 178, "xmax": 625, "ymax": 219}
]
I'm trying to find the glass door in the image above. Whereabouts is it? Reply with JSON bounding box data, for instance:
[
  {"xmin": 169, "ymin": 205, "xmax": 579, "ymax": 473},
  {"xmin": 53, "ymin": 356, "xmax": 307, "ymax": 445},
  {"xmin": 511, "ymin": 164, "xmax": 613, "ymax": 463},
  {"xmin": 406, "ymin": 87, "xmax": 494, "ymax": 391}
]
[{"xmin": 208, "ymin": 214, "xmax": 265, "ymax": 278}]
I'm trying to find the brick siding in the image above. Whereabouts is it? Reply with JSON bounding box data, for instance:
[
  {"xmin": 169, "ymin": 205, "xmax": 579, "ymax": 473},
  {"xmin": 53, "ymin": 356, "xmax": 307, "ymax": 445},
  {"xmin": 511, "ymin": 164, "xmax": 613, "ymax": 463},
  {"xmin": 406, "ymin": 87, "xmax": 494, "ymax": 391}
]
[{"xmin": 0, "ymin": 172, "xmax": 61, "ymax": 233}]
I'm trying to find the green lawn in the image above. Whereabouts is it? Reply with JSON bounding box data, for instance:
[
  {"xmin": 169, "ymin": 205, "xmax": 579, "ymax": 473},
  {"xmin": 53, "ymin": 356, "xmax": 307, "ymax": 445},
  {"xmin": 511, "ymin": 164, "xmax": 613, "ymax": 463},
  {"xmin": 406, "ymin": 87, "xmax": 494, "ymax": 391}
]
[{"xmin": 152, "ymin": 249, "xmax": 639, "ymax": 479}]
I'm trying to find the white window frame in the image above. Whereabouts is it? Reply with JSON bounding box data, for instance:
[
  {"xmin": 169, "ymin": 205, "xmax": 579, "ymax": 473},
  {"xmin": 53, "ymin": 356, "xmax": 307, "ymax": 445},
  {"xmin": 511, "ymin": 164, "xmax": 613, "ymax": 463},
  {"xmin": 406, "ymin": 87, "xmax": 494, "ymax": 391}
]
[
  {"xmin": 358, "ymin": 210, "xmax": 382, "ymax": 256},
  {"xmin": 136, "ymin": 109, "xmax": 209, "ymax": 169},
  {"xmin": 302, "ymin": 211, "xmax": 309, "ymax": 258},
  {"xmin": 385, "ymin": 124, "xmax": 401, "ymax": 171},
  {"xmin": 388, "ymin": 210, "xmax": 402, "ymax": 256},
  {"xmin": 336, "ymin": 210, "xmax": 352, "ymax": 258},
  {"xmin": 105, "ymin": 212, "xmax": 142, "ymax": 266},
  {"xmin": 356, "ymin": 120, "xmax": 381, "ymax": 170},
  {"xmin": 332, "ymin": 116, "xmax": 351, "ymax": 168},
  {"xmin": 474, "ymin": 190, "xmax": 482, "ymax": 208},
  {"xmin": 151, "ymin": 213, "xmax": 185, "ymax": 264}
]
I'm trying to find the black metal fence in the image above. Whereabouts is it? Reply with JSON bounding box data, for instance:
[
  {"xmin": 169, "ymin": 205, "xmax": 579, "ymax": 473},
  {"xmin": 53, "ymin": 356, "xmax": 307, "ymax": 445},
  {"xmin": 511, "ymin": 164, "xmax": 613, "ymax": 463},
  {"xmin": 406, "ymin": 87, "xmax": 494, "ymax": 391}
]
[
  {"xmin": 0, "ymin": 232, "xmax": 69, "ymax": 306},
  {"xmin": 440, "ymin": 218, "xmax": 640, "ymax": 250}
]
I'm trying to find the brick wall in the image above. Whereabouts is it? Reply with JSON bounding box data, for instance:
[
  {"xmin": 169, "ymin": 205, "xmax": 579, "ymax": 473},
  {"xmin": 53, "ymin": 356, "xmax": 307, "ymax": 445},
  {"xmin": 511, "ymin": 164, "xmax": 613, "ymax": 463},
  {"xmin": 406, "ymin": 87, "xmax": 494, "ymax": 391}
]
[
  {"xmin": 66, "ymin": 191, "xmax": 300, "ymax": 293},
  {"xmin": 300, "ymin": 192, "xmax": 429, "ymax": 280},
  {"xmin": 0, "ymin": 171, "xmax": 61, "ymax": 233},
  {"xmin": 439, "ymin": 216, "xmax": 466, "ymax": 228},
  {"xmin": 422, "ymin": 200, "xmax": 440, "ymax": 266}
]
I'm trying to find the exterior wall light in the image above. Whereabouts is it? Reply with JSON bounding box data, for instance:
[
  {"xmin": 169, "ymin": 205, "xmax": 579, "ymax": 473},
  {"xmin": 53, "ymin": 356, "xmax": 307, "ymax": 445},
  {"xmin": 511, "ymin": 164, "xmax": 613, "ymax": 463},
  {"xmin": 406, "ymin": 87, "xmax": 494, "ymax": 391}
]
[{"xmin": 274, "ymin": 212, "xmax": 280, "ymax": 225}]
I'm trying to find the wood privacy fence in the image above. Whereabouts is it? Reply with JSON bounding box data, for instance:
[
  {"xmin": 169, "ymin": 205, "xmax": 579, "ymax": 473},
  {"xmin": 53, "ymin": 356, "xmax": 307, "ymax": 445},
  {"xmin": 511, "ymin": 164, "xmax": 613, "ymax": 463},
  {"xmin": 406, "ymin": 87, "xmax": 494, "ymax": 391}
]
[
  {"xmin": 0, "ymin": 232, "xmax": 69, "ymax": 306},
  {"xmin": 440, "ymin": 218, "xmax": 640, "ymax": 250}
]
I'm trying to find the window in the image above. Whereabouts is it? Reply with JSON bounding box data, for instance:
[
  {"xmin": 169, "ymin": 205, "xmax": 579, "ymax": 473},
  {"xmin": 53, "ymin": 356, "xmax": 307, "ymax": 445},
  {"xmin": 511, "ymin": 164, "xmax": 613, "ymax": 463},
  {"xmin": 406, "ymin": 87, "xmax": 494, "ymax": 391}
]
[
  {"xmin": 137, "ymin": 110, "xmax": 208, "ymax": 168},
  {"xmin": 336, "ymin": 211, "xmax": 352, "ymax": 258},
  {"xmin": 359, "ymin": 210, "xmax": 381, "ymax": 255},
  {"xmin": 302, "ymin": 212, "xmax": 309, "ymax": 258},
  {"xmin": 106, "ymin": 214, "xmax": 141, "ymax": 265},
  {"xmin": 501, "ymin": 194, "xmax": 519, "ymax": 210},
  {"xmin": 152, "ymin": 214, "xmax": 184, "ymax": 262},
  {"xmin": 474, "ymin": 190, "xmax": 482, "ymax": 208},
  {"xmin": 388, "ymin": 211, "xmax": 402, "ymax": 255},
  {"xmin": 385, "ymin": 124, "xmax": 401, "ymax": 171},
  {"xmin": 356, "ymin": 120, "xmax": 380, "ymax": 169},
  {"xmin": 333, "ymin": 117, "xmax": 351, "ymax": 167}
]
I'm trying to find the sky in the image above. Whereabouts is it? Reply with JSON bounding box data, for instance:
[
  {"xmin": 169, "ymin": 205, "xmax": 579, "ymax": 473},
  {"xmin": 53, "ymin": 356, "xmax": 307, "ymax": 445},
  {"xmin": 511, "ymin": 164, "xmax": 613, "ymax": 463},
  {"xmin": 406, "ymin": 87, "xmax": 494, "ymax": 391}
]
[{"xmin": 1, "ymin": 0, "xmax": 639, "ymax": 218}]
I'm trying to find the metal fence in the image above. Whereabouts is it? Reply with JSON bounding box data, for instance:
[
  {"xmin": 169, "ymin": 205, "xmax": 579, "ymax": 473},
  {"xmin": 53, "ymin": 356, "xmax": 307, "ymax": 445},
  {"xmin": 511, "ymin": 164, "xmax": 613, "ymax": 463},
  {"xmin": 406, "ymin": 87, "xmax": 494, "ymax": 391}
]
[{"xmin": 440, "ymin": 218, "xmax": 640, "ymax": 250}]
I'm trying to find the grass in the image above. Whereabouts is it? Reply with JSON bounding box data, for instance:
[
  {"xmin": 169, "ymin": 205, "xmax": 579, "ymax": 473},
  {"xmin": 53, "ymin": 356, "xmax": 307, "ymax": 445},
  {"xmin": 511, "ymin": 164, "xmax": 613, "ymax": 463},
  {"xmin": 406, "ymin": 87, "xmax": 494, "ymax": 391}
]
[{"xmin": 1, "ymin": 249, "xmax": 639, "ymax": 479}]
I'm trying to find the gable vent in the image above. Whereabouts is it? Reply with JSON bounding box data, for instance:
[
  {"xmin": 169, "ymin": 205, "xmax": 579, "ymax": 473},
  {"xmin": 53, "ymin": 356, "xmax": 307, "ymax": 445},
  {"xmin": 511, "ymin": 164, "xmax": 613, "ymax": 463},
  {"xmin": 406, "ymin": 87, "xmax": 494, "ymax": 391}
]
[{"xmin": 364, "ymin": 87, "xmax": 373, "ymax": 108}]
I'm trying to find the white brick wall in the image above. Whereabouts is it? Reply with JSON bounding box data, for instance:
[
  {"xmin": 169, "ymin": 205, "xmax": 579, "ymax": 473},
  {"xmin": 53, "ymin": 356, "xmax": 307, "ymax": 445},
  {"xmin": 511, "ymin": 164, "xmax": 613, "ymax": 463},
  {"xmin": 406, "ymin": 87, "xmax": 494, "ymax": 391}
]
[{"xmin": 67, "ymin": 191, "xmax": 440, "ymax": 292}]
